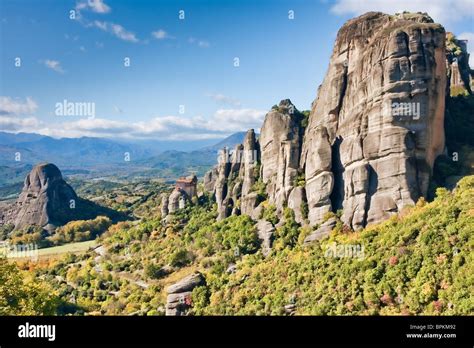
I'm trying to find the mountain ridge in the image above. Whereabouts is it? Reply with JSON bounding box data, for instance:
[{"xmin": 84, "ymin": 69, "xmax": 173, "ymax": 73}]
[{"xmin": 0, "ymin": 131, "xmax": 251, "ymax": 186}]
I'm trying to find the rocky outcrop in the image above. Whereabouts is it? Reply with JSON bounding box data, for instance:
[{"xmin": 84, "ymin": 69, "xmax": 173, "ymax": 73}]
[
  {"xmin": 165, "ymin": 272, "xmax": 205, "ymax": 316},
  {"xmin": 446, "ymin": 32, "xmax": 472, "ymax": 96},
  {"xmin": 287, "ymin": 186, "xmax": 307, "ymax": 224},
  {"xmin": 301, "ymin": 126, "xmax": 333, "ymax": 225},
  {"xmin": 303, "ymin": 217, "xmax": 337, "ymax": 244},
  {"xmin": 241, "ymin": 192, "xmax": 260, "ymax": 218},
  {"xmin": 206, "ymin": 100, "xmax": 305, "ymax": 222},
  {"xmin": 9, "ymin": 163, "xmax": 78, "ymax": 231},
  {"xmin": 204, "ymin": 12, "xmax": 452, "ymax": 239},
  {"xmin": 160, "ymin": 193, "xmax": 169, "ymax": 217},
  {"xmin": 256, "ymin": 220, "xmax": 275, "ymax": 257},
  {"xmin": 240, "ymin": 129, "xmax": 259, "ymax": 197},
  {"xmin": 210, "ymin": 130, "xmax": 262, "ymax": 220},
  {"xmin": 167, "ymin": 189, "xmax": 187, "ymax": 214},
  {"xmin": 203, "ymin": 167, "xmax": 218, "ymax": 192},
  {"xmin": 240, "ymin": 130, "xmax": 260, "ymax": 216},
  {"xmin": 161, "ymin": 176, "xmax": 199, "ymax": 219},
  {"xmin": 215, "ymin": 147, "xmax": 231, "ymax": 220},
  {"xmin": 301, "ymin": 12, "xmax": 447, "ymax": 229},
  {"xmin": 1, "ymin": 163, "xmax": 123, "ymax": 232},
  {"xmin": 260, "ymin": 100, "xmax": 304, "ymax": 213}
]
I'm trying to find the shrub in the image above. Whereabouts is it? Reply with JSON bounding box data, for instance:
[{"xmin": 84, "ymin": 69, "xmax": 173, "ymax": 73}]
[
  {"xmin": 50, "ymin": 216, "xmax": 112, "ymax": 245},
  {"xmin": 0, "ymin": 224, "xmax": 14, "ymax": 241},
  {"xmin": 301, "ymin": 201, "xmax": 309, "ymax": 220},
  {"xmin": 262, "ymin": 204, "xmax": 278, "ymax": 225},
  {"xmin": 275, "ymin": 208, "xmax": 300, "ymax": 249},
  {"xmin": 168, "ymin": 249, "xmax": 191, "ymax": 267},
  {"xmin": 144, "ymin": 263, "xmax": 168, "ymax": 279}
]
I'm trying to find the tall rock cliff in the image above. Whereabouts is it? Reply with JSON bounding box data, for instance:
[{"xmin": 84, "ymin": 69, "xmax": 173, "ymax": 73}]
[
  {"xmin": 301, "ymin": 12, "xmax": 447, "ymax": 229},
  {"xmin": 260, "ymin": 100, "xmax": 304, "ymax": 213},
  {"xmin": 204, "ymin": 12, "xmax": 456, "ymax": 239},
  {"xmin": 211, "ymin": 134, "xmax": 260, "ymax": 220},
  {"xmin": 239, "ymin": 129, "xmax": 260, "ymax": 216}
]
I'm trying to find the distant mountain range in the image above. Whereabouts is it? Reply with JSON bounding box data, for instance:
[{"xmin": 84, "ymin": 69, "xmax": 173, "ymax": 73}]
[
  {"xmin": 0, "ymin": 132, "xmax": 150, "ymax": 166},
  {"xmin": 135, "ymin": 131, "xmax": 258, "ymax": 178},
  {"xmin": 201, "ymin": 131, "xmax": 249, "ymax": 152},
  {"xmin": 0, "ymin": 131, "xmax": 250, "ymax": 187}
]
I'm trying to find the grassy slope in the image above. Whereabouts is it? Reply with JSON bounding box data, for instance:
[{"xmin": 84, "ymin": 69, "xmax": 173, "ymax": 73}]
[{"xmin": 6, "ymin": 240, "xmax": 97, "ymax": 260}]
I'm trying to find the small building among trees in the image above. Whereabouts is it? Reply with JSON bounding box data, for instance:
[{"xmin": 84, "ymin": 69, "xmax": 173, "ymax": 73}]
[{"xmin": 175, "ymin": 175, "xmax": 197, "ymax": 198}]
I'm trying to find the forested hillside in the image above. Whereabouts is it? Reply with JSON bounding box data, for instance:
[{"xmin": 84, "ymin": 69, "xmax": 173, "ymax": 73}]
[{"xmin": 6, "ymin": 175, "xmax": 471, "ymax": 315}]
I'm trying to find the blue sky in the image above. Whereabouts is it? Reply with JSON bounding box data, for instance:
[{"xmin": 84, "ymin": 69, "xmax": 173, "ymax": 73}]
[{"xmin": 0, "ymin": 0, "xmax": 473, "ymax": 140}]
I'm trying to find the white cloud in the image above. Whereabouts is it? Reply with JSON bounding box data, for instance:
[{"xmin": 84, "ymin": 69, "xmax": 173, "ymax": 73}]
[
  {"xmin": 92, "ymin": 20, "xmax": 139, "ymax": 42},
  {"xmin": 42, "ymin": 59, "xmax": 65, "ymax": 73},
  {"xmin": 0, "ymin": 108, "xmax": 266, "ymax": 140},
  {"xmin": 188, "ymin": 37, "xmax": 210, "ymax": 48},
  {"xmin": 76, "ymin": 0, "xmax": 111, "ymax": 14},
  {"xmin": 210, "ymin": 109, "xmax": 265, "ymax": 132},
  {"xmin": 152, "ymin": 29, "xmax": 172, "ymax": 40},
  {"xmin": 92, "ymin": 20, "xmax": 138, "ymax": 42},
  {"xmin": 73, "ymin": 2, "xmax": 138, "ymax": 43},
  {"xmin": 0, "ymin": 116, "xmax": 40, "ymax": 131},
  {"xmin": 207, "ymin": 93, "xmax": 241, "ymax": 107},
  {"xmin": 60, "ymin": 118, "xmax": 132, "ymax": 136},
  {"xmin": 0, "ymin": 94, "xmax": 264, "ymax": 140},
  {"xmin": 88, "ymin": 0, "xmax": 111, "ymax": 13},
  {"xmin": 330, "ymin": 0, "xmax": 474, "ymax": 25},
  {"xmin": 0, "ymin": 97, "xmax": 38, "ymax": 116},
  {"xmin": 93, "ymin": 20, "xmax": 107, "ymax": 31},
  {"xmin": 133, "ymin": 108, "xmax": 265, "ymax": 137},
  {"xmin": 458, "ymin": 32, "xmax": 474, "ymax": 67}
]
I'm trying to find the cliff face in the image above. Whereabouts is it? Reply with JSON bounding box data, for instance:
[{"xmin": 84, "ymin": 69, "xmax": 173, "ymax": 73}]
[
  {"xmin": 202, "ymin": 13, "xmax": 460, "ymax": 241},
  {"xmin": 302, "ymin": 12, "xmax": 447, "ymax": 229},
  {"xmin": 260, "ymin": 100, "xmax": 304, "ymax": 213},
  {"xmin": 201, "ymin": 99, "xmax": 304, "ymax": 222}
]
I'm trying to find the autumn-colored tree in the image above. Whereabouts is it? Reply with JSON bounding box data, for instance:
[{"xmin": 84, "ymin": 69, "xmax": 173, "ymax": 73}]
[{"xmin": 0, "ymin": 258, "xmax": 59, "ymax": 315}]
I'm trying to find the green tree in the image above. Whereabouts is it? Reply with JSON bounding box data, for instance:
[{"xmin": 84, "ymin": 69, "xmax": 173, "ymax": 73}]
[{"xmin": 0, "ymin": 258, "xmax": 59, "ymax": 315}]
